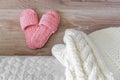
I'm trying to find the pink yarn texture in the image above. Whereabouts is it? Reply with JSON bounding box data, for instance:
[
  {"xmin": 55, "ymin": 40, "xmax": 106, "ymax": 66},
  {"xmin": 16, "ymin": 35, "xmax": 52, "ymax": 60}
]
[{"xmin": 20, "ymin": 9, "xmax": 60, "ymax": 49}]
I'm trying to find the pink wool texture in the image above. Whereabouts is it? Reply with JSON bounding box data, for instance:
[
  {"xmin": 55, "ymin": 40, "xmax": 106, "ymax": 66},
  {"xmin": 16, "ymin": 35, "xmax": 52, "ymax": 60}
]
[{"xmin": 20, "ymin": 9, "xmax": 60, "ymax": 49}]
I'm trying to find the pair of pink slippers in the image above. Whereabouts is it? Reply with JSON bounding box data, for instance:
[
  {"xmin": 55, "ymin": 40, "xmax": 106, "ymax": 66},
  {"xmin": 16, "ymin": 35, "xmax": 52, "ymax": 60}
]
[{"xmin": 20, "ymin": 9, "xmax": 60, "ymax": 49}]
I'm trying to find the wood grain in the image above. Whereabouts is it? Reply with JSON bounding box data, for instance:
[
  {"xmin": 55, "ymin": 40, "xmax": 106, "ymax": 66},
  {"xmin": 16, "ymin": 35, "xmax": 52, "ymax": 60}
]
[{"xmin": 0, "ymin": 0, "xmax": 120, "ymax": 55}]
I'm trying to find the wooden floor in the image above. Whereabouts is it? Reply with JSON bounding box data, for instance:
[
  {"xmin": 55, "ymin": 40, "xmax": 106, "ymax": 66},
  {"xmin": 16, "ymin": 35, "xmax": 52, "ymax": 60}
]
[{"xmin": 0, "ymin": 0, "xmax": 120, "ymax": 55}]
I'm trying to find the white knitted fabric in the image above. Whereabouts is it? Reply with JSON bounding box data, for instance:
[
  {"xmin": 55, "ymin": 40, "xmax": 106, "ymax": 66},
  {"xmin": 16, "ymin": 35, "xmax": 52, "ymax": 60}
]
[
  {"xmin": 89, "ymin": 27, "xmax": 120, "ymax": 80},
  {"xmin": 0, "ymin": 56, "xmax": 65, "ymax": 80},
  {"xmin": 52, "ymin": 29, "xmax": 115, "ymax": 80}
]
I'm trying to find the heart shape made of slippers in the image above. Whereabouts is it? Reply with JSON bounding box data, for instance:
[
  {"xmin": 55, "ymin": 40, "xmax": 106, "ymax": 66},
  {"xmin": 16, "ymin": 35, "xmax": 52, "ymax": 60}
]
[{"xmin": 20, "ymin": 9, "xmax": 60, "ymax": 49}]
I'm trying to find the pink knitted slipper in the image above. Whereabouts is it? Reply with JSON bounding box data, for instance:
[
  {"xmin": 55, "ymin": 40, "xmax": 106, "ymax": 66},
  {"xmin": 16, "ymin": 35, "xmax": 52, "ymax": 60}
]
[
  {"xmin": 20, "ymin": 9, "xmax": 38, "ymax": 49},
  {"xmin": 20, "ymin": 9, "xmax": 60, "ymax": 49},
  {"xmin": 31, "ymin": 11, "xmax": 60, "ymax": 48}
]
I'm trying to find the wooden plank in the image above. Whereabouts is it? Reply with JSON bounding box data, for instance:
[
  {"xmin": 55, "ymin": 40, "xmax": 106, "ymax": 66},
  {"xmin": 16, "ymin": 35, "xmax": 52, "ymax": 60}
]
[
  {"xmin": 0, "ymin": 0, "xmax": 120, "ymax": 55},
  {"xmin": 0, "ymin": 0, "xmax": 120, "ymax": 9}
]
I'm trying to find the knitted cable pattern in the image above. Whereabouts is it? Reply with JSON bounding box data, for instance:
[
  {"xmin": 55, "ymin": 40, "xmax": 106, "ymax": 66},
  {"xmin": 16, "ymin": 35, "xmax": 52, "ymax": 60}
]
[{"xmin": 52, "ymin": 29, "xmax": 114, "ymax": 80}]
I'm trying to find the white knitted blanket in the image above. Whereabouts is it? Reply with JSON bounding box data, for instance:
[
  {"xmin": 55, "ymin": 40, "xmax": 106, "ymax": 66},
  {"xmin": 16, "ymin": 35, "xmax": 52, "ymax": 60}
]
[
  {"xmin": 52, "ymin": 29, "xmax": 115, "ymax": 80},
  {"xmin": 0, "ymin": 56, "xmax": 65, "ymax": 80}
]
